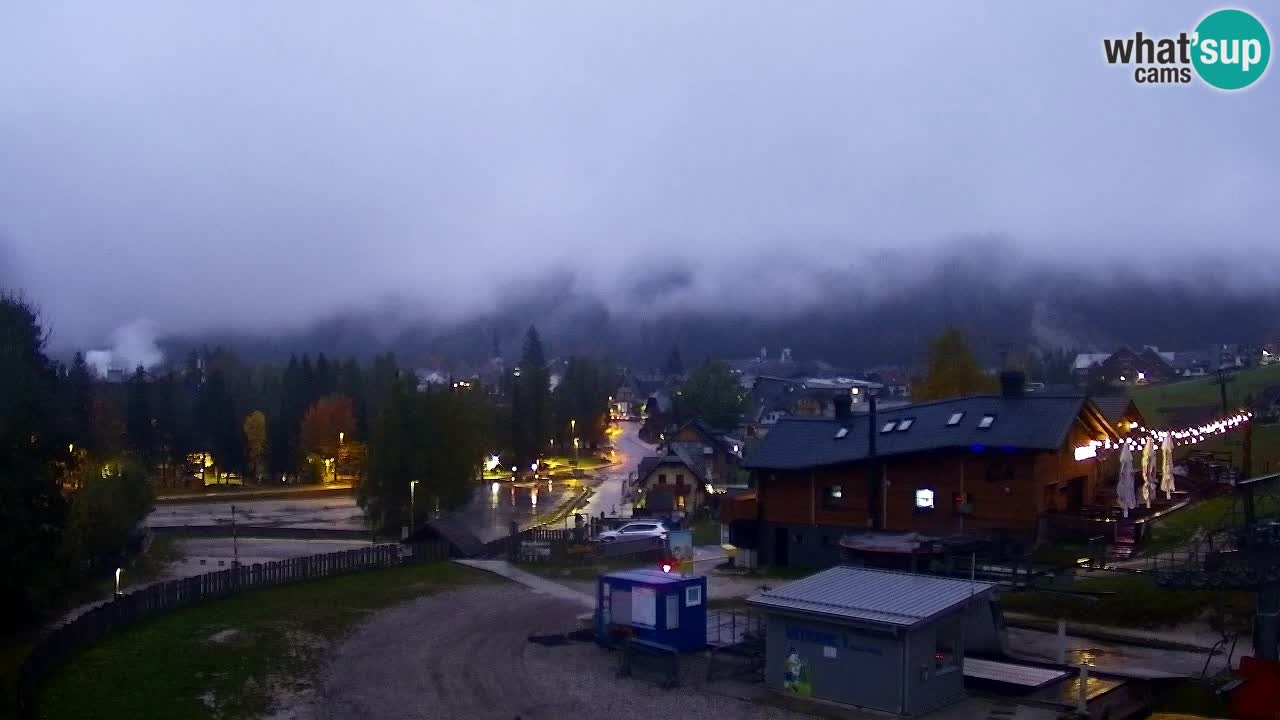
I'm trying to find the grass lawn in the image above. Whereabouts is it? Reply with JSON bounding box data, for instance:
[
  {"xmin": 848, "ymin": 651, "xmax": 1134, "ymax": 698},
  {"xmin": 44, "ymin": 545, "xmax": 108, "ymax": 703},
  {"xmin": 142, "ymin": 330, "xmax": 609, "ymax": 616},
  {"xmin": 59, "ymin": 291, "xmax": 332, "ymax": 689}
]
[
  {"xmin": 691, "ymin": 517, "xmax": 720, "ymax": 546},
  {"xmin": 1149, "ymin": 678, "xmax": 1233, "ymax": 717},
  {"xmin": 1132, "ymin": 364, "xmax": 1280, "ymax": 473},
  {"xmin": 1144, "ymin": 483, "xmax": 1280, "ymax": 554},
  {"xmin": 37, "ymin": 562, "xmax": 492, "ymax": 720},
  {"xmin": 519, "ymin": 556, "xmax": 648, "ymax": 582},
  {"xmin": 1000, "ymin": 575, "xmax": 1253, "ymax": 630},
  {"xmin": 1131, "ymin": 364, "xmax": 1280, "ymax": 413},
  {"xmin": 1, "ymin": 536, "xmax": 181, "ymax": 717}
]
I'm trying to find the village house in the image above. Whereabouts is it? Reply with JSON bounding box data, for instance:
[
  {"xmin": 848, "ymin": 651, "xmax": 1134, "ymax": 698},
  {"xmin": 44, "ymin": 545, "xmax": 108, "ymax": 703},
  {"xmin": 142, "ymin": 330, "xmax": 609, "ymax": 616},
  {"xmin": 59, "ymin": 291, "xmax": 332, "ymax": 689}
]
[
  {"xmin": 724, "ymin": 372, "xmax": 1120, "ymax": 568},
  {"xmin": 1076, "ymin": 347, "xmax": 1178, "ymax": 389},
  {"xmin": 630, "ymin": 448, "xmax": 708, "ymax": 515},
  {"xmin": 664, "ymin": 419, "xmax": 744, "ymax": 488}
]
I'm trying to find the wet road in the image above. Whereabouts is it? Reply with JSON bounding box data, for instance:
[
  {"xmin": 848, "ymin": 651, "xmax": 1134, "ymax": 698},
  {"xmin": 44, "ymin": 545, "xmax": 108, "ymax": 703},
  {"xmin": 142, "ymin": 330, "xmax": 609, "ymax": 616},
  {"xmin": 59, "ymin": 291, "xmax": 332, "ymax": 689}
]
[
  {"xmin": 446, "ymin": 422, "xmax": 651, "ymax": 542},
  {"xmin": 147, "ymin": 423, "xmax": 652, "ymax": 544},
  {"xmin": 580, "ymin": 421, "xmax": 651, "ymax": 518}
]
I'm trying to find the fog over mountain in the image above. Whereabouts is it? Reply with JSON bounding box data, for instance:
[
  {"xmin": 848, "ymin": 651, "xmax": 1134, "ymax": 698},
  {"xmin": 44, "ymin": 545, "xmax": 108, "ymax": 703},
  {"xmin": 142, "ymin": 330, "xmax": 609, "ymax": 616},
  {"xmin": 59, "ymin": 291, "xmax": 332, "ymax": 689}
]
[
  {"xmin": 2, "ymin": 2, "xmax": 1277, "ymax": 361},
  {"xmin": 147, "ymin": 238, "xmax": 1280, "ymax": 370}
]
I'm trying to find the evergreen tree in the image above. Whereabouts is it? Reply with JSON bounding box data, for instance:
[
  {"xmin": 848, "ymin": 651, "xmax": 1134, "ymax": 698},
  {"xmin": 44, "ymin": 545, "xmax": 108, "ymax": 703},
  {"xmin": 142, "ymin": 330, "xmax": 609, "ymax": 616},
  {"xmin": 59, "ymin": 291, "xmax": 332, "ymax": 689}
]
[
  {"xmin": 513, "ymin": 326, "xmax": 550, "ymax": 464},
  {"xmin": 66, "ymin": 351, "xmax": 94, "ymax": 453},
  {"xmin": 299, "ymin": 354, "xmax": 317, "ymax": 409},
  {"xmin": 554, "ymin": 356, "xmax": 611, "ymax": 449},
  {"xmin": 125, "ymin": 365, "xmax": 157, "ymax": 468},
  {"xmin": 360, "ymin": 376, "xmax": 417, "ymax": 533},
  {"xmin": 196, "ymin": 370, "xmax": 246, "ymax": 480},
  {"xmin": 0, "ymin": 293, "xmax": 70, "ymax": 624},
  {"xmin": 665, "ymin": 346, "xmax": 685, "ymax": 378},
  {"xmin": 315, "ymin": 353, "xmax": 334, "ymax": 398}
]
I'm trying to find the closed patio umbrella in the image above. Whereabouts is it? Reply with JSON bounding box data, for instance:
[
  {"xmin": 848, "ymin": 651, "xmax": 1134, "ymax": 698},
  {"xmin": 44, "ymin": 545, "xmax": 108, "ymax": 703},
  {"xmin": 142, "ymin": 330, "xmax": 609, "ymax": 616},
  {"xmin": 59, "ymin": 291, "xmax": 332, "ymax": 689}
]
[
  {"xmin": 1117, "ymin": 444, "xmax": 1137, "ymax": 518},
  {"xmin": 1141, "ymin": 437, "xmax": 1156, "ymax": 509},
  {"xmin": 1160, "ymin": 435, "xmax": 1175, "ymax": 499}
]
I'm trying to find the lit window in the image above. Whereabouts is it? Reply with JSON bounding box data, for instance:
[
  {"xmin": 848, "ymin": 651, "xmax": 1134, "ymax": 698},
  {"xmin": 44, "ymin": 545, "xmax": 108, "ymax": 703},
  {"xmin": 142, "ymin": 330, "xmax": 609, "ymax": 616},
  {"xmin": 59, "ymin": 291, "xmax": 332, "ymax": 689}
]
[
  {"xmin": 915, "ymin": 488, "xmax": 935, "ymax": 510},
  {"xmin": 881, "ymin": 421, "xmax": 896, "ymax": 433},
  {"xmin": 947, "ymin": 412, "xmax": 965, "ymax": 426},
  {"xmin": 850, "ymin": 387, "xmax": 860, "ymax": 395},
  {"xmin": 676, "ymin": 495, "xmax": 686, "ymax": 510},
  {"xmin": 896, "ymin": 418, "xmax": 914, "ymax": 431},
  {"xmin": 978, "ymin": 414, "xmax": 996, "ymax": 429},
  {"xmin": 834, "ymin": 427, "xmax": 849, "ymax": 439},
  {"xmin": 830, "ymin": 485, "xmax": 842, "ymax": 499}
]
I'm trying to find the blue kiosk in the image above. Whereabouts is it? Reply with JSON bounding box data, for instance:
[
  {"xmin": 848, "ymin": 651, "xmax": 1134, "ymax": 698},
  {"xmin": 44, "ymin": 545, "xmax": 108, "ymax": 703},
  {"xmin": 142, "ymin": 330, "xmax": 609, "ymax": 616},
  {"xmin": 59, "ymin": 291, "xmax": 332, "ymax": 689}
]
[{"xmin": 595, "ymin": 569, "xmax": 708, "ymax": 652}]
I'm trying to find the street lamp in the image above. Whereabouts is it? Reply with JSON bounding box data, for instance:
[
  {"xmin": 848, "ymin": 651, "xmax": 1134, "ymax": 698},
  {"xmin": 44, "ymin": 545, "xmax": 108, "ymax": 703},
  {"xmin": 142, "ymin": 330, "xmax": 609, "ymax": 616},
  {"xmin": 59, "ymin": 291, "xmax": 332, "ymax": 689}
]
[
  {"xmin": 409, "ymin": 480, "xmax": 419, "ymax": 525},
  {"xmin": 114, "ymin": 567, "xmax": 123, "ymax": 596}
]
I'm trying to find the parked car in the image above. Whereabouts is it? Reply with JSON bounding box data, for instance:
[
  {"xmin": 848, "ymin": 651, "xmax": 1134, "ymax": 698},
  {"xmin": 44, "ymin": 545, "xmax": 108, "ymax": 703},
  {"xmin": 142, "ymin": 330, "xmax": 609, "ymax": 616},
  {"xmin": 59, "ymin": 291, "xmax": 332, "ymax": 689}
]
[{"xmin": 596, "ymin": 521, "xmax": 668, "ymax": 543}]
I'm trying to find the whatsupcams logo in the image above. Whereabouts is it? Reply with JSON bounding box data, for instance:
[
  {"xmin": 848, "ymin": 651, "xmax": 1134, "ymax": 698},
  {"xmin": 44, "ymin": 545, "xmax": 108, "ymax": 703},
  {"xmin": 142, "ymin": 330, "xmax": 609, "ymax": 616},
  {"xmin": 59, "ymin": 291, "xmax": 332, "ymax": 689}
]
[{"xmin": 1103, "ymin": 8, "xmax": 1270, "ymax": 89}]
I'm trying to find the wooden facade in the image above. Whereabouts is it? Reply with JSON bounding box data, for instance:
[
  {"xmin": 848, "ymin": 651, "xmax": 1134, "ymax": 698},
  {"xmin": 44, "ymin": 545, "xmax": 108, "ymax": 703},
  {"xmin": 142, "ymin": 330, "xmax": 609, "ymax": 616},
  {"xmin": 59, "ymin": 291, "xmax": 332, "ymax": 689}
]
[{"xmin": 751, "ymin": 408, "xmax": 1112, "ymax": 536}]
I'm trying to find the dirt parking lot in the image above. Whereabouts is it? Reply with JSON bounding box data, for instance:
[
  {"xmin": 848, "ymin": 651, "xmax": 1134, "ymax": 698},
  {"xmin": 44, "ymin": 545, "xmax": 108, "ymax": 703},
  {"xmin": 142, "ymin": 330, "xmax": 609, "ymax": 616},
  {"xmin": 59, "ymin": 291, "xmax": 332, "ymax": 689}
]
[{"xmin": 285, "ymin": 584, "xmax": 804, "ymax": 720}]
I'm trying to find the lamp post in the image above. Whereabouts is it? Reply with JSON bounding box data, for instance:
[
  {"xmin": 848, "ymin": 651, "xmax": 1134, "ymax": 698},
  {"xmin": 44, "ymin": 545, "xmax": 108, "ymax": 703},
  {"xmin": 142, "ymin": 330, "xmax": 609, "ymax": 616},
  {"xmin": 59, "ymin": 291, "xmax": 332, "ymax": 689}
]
[
  {"xmin": 571, "ymin": 419, "xmax": 579, "ymax": 465},
  {"xmin": 114, "ymin": 567, "xmax": 122, "ymax": 596},
  {"xmin": 409, "ymin": 480, "xmax": 419, "ymax": 526}
]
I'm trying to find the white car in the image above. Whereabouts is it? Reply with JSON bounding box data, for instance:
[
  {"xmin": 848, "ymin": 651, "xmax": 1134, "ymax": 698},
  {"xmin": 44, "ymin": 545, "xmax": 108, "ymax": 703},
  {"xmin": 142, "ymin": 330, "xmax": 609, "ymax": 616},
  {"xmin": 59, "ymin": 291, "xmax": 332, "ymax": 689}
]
[{"xmin": 596, "ymin": 521, "xmax": 669, "ymax": 543}]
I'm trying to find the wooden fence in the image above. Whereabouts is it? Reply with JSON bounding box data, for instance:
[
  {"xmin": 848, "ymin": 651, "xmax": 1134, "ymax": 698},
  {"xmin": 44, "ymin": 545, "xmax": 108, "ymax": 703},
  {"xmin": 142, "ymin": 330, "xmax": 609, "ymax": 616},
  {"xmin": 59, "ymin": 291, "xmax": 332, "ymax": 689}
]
[{"xmin": 15, "ymin": 540, "xmax": 448, "ymax": 717}]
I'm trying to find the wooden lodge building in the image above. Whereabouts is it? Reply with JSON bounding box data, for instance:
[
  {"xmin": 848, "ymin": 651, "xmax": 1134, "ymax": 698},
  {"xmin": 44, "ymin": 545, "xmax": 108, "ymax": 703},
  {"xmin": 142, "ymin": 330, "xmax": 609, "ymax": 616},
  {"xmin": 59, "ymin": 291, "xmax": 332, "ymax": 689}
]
[{"xmin": 725, "ymin": 372, "xmax": 1122, "ymax": 568}]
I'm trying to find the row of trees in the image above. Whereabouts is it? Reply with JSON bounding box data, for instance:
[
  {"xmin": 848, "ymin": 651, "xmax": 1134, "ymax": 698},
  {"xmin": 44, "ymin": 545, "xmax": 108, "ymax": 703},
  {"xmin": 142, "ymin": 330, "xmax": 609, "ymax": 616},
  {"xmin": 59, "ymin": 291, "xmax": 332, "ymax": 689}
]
[
  {"xmin": 1, "ymin": 293, "xmax": 154, "ymax": 627},
  {"xmin": 3, "ymin": 302, "xmax": 619, "ymax": 624},
  {"xmin": 499, "ymin": 327, "xmax": 615, "ymax": 466}
]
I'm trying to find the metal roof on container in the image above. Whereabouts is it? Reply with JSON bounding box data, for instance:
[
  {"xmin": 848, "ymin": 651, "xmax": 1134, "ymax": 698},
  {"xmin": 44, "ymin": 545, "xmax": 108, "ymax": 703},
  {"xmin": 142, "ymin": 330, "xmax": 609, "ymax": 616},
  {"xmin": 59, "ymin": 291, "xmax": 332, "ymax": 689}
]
[
  {"xmin": 602, "ymin": 569, "xmax": 698, "ymax": 585},
  {"xmin": 746, "ymin": 567, "xmax": 995, "ymax": 627}
]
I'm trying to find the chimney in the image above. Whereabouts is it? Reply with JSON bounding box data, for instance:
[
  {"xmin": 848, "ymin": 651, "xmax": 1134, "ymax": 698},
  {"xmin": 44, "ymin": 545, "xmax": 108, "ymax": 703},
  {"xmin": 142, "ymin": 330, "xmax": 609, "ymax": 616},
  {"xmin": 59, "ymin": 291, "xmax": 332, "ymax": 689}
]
[
  {"xmin": 1000, "ymin": 370, "xmax": 1026, "ymax": 397},
  {"xmin": 833, "ymin": 392, "xmax": 852, "ymax": 422}
]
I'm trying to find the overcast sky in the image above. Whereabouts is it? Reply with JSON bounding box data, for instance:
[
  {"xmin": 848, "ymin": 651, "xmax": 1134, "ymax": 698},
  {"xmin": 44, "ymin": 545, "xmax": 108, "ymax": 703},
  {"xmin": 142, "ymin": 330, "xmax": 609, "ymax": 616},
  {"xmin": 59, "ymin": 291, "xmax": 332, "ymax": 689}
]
[{"xmin": 1, "ymin": 2, "xmax": 1276, "ymax": 347}]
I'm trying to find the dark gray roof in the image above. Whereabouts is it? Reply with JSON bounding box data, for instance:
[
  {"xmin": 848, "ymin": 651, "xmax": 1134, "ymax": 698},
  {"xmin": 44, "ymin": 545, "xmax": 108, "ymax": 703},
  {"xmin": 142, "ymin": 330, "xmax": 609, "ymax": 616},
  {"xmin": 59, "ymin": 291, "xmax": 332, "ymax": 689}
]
[
  {"xmin": 743, "ymin": 394, "xmax": 1090, "ymax": 470},
  {"xmin": 747, "ymin": 567, "xmax": 996, "ymax": 627},
  {"xmin": 1090, "ymin": 395, "xmax": 1134, "ymax": 423},
  {"xmin": 637, "ymin": 456, "xmax": 663, "ymax": 479},
  {"xmin": 637, "ymin": 452, "xmax": 700, "ymax": 481}
]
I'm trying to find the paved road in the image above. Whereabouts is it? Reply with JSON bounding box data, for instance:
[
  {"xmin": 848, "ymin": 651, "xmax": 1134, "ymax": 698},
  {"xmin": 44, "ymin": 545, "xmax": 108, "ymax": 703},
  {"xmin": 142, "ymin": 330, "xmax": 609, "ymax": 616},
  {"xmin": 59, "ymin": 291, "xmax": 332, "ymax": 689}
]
[
  {"xmin": 579, "ymin": 421, "xmax": 651, "ymax": 519},
  {"xmin": 445, "ymin": 422, "xmax": 651, "ymax": 542}
]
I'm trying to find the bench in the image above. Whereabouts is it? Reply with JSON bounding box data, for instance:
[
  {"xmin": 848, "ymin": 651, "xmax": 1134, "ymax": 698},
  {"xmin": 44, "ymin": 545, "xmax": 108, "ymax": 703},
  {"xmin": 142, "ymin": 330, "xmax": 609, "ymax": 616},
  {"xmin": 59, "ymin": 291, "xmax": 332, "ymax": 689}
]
[{"xmin": 618, "ymin": 638, "xmax": 679, "ymax": 689}]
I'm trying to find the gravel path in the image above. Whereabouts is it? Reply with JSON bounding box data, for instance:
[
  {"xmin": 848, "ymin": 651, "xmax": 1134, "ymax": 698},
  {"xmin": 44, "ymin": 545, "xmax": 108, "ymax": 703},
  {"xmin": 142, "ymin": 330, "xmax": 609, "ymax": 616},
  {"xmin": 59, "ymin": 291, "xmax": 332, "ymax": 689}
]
[{"xmin": 289, "ymin": 584, "xmax": 805, "ymax": 720}]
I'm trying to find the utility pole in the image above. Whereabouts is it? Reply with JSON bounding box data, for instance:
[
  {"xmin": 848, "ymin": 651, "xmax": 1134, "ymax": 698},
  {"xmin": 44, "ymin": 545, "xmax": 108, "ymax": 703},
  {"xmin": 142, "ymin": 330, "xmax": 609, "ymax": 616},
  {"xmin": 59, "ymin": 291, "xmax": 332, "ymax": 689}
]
[
  {"xmin": 231, "ymin": 504, "xmax": 239, "ymax": 567},
  {"xmin": 867, "ymin": 394, "xmax": 881, "ymax": 530},
  {"xmin": 1218, "ymin": 366, "xmax": 1230, "ymax": 417}
]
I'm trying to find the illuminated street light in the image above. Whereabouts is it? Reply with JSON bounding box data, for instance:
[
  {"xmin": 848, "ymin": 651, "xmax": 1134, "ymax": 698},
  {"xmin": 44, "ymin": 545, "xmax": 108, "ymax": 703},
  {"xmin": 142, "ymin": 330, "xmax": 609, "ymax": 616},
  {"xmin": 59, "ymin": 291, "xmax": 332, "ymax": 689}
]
[
  {"xmin": 114, "ymin": 567, "xmax": 123, "ymax": 596},
  {"xmin": 409, "ymin": 480, "xmax": 419, "ymax": 524}
]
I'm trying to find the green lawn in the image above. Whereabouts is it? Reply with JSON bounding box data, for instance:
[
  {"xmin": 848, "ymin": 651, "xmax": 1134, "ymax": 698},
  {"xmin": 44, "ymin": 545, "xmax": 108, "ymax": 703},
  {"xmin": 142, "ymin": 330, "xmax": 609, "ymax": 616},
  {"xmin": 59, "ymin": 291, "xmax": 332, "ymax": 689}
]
[
  {"xmin": 1000, "ymin": 575, "xmax": 1252, "ymax": 630},
  {"xmin": 1132, "ymin": 363, "xmax": 1280, "ymax": 417},
  {"xmin": 1, "ymin": 535, "xmax": 182, "ymax": 717},
  {"xmin": 691, "ymin": 517, "xmax": 721, "ymax": 546},
  {"xmin": 519, "ymin": 556, "xmax": 651, "ymax": 582},
  {"xmin": 36, "ymin": 562, "xmax": 492, "ymax": 720},
  {"xmin": 1131, "ymin": 364, "xmax": 1280, "ymax": 473},
  {"xmin": 1144, "ymin": 479, "xmax": 1280, "ymax": 554}
]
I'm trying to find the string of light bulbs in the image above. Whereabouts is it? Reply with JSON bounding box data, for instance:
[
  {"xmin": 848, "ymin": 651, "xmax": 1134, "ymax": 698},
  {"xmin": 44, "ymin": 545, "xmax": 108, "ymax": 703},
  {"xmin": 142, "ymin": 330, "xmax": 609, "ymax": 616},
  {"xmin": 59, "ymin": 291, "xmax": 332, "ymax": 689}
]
[{"xmin": 1073, "ymin": 410, "xmax": 1253, "ymax": 461}]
